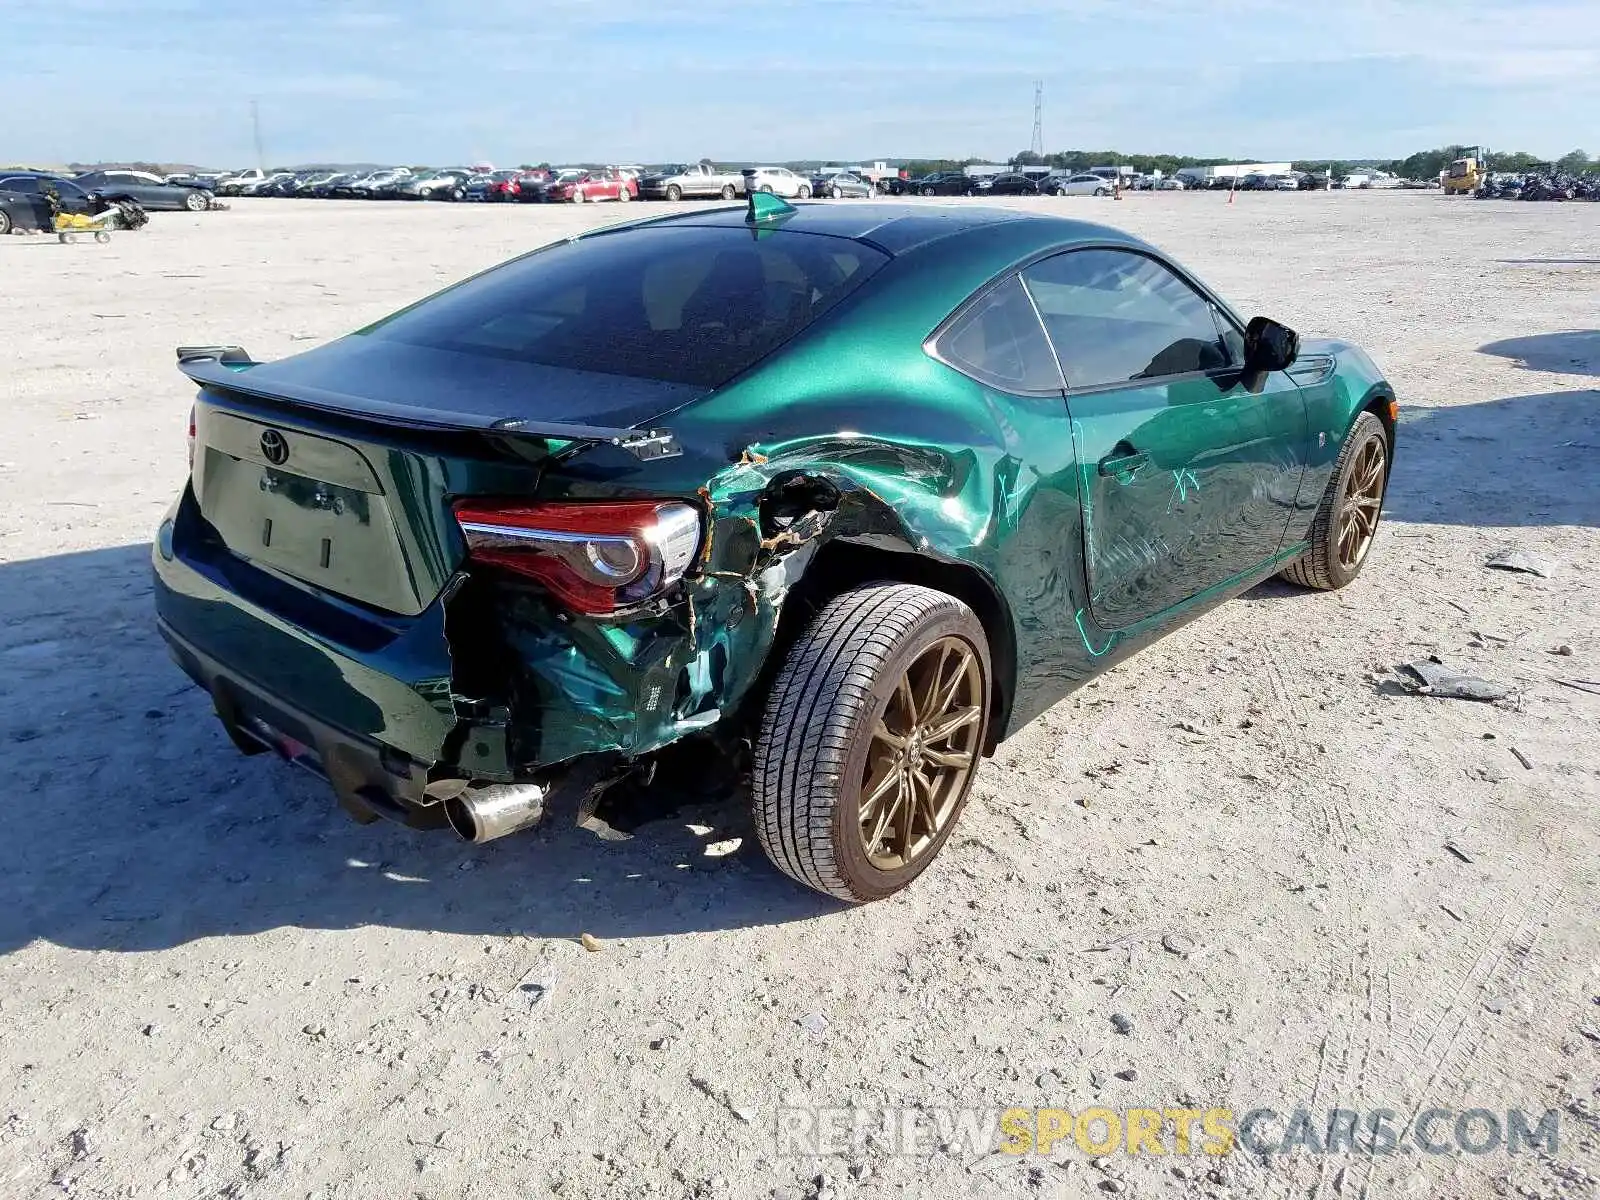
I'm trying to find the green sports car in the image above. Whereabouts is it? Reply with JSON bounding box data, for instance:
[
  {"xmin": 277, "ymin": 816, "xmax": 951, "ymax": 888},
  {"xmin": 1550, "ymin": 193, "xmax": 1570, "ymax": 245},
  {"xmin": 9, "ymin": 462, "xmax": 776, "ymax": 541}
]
[{"xmin": 153, "ymin": 194, "xmax": 1395, "ymax": 902}]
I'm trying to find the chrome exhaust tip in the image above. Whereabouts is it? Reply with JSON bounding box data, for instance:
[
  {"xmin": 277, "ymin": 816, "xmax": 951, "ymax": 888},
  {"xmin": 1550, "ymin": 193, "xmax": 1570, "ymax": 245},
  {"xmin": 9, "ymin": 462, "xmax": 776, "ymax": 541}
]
[{"xmin": 444, "ymin": 782, "xmax": 548, "ymax": 844}]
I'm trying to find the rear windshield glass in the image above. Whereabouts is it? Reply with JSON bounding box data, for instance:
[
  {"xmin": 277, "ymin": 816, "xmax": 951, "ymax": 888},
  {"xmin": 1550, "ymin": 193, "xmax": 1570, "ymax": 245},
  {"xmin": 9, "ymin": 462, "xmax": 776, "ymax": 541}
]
[{"xmin": 361, "ymin": 225, "xmax": 889, "ymax": 388}]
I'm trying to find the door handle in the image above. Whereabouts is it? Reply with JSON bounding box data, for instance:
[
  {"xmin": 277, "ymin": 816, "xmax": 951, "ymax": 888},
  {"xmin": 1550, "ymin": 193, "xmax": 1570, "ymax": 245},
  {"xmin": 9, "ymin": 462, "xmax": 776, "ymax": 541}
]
[{"xmin": 1098, "ymin": 448, "xmax": 1150, "ymax": 477}]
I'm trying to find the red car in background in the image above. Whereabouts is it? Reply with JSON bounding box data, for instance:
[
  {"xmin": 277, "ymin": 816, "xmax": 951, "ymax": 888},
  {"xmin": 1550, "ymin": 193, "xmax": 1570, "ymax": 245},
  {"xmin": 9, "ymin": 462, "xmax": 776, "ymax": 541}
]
[
  {"xmin": 547, "ymin": 169, "xmax": 638, "ymax": 203},
  {"xmin": 464, "ymin": 169, "xmax": 524, "ymax": 201}
]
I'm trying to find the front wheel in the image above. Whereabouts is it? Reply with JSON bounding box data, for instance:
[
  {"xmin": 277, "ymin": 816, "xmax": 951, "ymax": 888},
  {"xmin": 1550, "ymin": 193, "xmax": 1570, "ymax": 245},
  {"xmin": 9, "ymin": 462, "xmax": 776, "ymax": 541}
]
[
  {"xmin": 831, "ymin": 186, "xmax": 843, "ymax": 199},
  {"xmin": 1281, "ymin": 411, "xmax": 1390, "ymax": 590},
  {"xmin": 1094, "ymin": 187, "xmax": 1109, "ymax": 197},
  {"xmin": 572, "ymin": 189, "xmax": 586, "ymax": 203},
  {"xmin": 921, "ymin": 186, "xmax": 934, "ymax": 197},
  {"xmin": 666, "ymin": 184, "xmax": 682, "ymax": 201},
  {"xmin": 721, "ymin": 184, "xmax": 737, "ymax": 200},
  {"xmin": 0, "ymin": 209, "xmax": 11, "ymax": 235},
  {"xmin": 798, "ymin": 185, "xmax": 811, "ymax": 199},
  {"xmin": 618, "ymin": 187, "xmax": 631, "ymax": 202},
  {"xmin": 753, "ymin": 583, "xmax": 992, "ymax": 903},
  {"xmin": 184, "ymin": 191, "xmax": 209, "ymax": 212}
]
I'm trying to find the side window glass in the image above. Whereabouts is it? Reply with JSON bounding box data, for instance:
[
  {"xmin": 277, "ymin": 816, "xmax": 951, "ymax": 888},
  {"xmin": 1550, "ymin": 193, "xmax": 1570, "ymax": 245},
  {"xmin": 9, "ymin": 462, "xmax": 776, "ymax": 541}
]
[
  {"xmin": 1022, "ymin": 249, "xmax": 1231, "ymax": 388},
  {"xmin": 934, "ymin": 275, "xmax": 1064, "ymax": 394}
]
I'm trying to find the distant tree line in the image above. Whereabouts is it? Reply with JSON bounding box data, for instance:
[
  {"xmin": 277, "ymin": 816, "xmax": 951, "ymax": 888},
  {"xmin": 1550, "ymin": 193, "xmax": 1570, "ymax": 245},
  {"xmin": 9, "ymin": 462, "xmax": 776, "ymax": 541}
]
[{"xmin": 1380, "ymin": 145, "xmax": 1592, "ymax": 178}]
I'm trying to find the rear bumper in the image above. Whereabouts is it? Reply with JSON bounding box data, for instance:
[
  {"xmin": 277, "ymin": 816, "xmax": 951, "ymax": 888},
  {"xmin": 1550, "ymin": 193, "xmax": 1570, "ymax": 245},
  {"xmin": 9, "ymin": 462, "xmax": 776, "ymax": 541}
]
[
  {"xmin": 151, "ymin": 492, "xmax": 518, "ymax": 821},
  {"xmin": 157, "ymin": 614, "xmax": 448, "ymax": 827}
]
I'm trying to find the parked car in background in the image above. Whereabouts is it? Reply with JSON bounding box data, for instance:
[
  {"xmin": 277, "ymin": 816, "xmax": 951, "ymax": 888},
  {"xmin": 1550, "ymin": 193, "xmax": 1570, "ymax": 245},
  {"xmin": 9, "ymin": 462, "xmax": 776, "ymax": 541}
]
[
  {"xmin": 0, "ymin": 174, "xmax": 100, "ymax": 233},
  {"xmin": 286, "ymin": 172, "xmax": 338, "ymax": 197},
  {"xmin": 328, "ymin": 174, "xmax": 372, "ymax": 199},
  {"xmin": 638, "ymin": 162, "xmax": 744, "ymax": 201},
  {"xmin": 265, "ymin": 172, "xmax": 319, "ymax": 197},
  {"xmin": 983, "ymin": 173, "xmax": 1043, "ymax": 196},
  {"xmin": 397, "ymin": 170, "xmax": 470, "ymax": 201},
  {"xmin": 518, "ymin": 169, "xmax": 582, "ymax": 202},
  {"xmin": 308, "ymin": 173, "xmax": 354, "ymax": 198},
  {"xmin": 461, "ymin": 170, "xmax": 513, "ymax": 201},
  {"xmin": 156, "ymin": 204, "xmax": 1396, "ymax": 903},
  {"xmin": 812, "ymin": 171, "xmax": 873, "ymax": 198},
  {"xmin": 73, "ymin": 169, "xmax": 214, "ymax": 212},
  {"xmin": 547, "ymin": 169, "xmax": 637, "ymax": 203},
  {"xmin": 912, "ymin": 172, "xmax": 975, "ymax": 196},
  {"xmin": 352, "ymin": 168, "xmax": 413, "ymax": 199},
  {"xmin": 1046, "ymin": 173, "xmax": 1112, "ymax": 196},
  {"xmin": 744, "ymin": 167, "xmax": 812, "ymax": 198},
  {"xmin": 215, "ymin": 169, "xmax": 267, "ymax": 196},
  {"xmin": 240, "ymin": 172, "xmax": 296, "ymax": 196}
]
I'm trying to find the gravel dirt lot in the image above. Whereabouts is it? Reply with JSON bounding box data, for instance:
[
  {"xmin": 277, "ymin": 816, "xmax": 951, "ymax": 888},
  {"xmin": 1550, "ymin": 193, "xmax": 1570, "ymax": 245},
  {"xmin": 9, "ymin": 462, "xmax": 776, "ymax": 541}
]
[{"xmin": 1, "ymin": 192, "xmax": 1596, "ymax": 1200}]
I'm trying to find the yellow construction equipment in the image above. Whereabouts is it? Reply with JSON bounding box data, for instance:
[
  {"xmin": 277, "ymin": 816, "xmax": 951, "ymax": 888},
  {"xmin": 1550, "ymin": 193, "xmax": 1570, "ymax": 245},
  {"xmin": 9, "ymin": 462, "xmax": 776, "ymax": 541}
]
[{"xmin": 1443, "ymin": 157, "xmax": 1481, "ymax": 195}]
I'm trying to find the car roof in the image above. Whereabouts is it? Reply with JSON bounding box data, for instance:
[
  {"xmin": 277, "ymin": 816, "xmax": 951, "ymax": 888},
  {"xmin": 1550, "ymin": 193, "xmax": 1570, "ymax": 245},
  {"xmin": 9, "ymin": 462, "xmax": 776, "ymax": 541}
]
[{"xmin": 626, "ymin": 201, "xmax": 1146, "ymax": 259}]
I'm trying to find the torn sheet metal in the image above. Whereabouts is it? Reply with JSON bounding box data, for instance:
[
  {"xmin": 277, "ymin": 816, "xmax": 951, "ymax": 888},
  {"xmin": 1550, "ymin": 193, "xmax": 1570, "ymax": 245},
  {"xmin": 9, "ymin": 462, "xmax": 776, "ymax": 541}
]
[
  {"xmin": 1485, "ymin": 547, "xmax": 1558, "ymax": 578},
  {"xmin": 1394, "ymin": 657, "xmax": 1512, "ymax": 702}
]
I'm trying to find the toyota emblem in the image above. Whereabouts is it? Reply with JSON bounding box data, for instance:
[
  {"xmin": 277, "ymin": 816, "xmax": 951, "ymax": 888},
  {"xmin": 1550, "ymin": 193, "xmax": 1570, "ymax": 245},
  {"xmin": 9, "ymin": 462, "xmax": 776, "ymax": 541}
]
[{"xmin": 259, "ymin": 429, "xmax": 289, "ymax": 465}]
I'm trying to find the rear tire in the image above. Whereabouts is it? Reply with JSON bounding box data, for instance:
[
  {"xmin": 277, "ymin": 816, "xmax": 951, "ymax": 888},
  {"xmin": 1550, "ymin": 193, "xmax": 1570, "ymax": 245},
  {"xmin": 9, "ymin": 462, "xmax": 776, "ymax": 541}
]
[
  {"xmin": 1280, "ymin": 411, "xmax": 1390, "ymax": 591},
  {"xmin": 721, "ymin": 184, "xmax": 737, "ymax": 200},
  {"xmin": 753, "ymin": 584, "xmax": 992, "ymax": 903},
  {"xmin": 0, "ymin": 210, "xmax": 11, "ymax": 235}
]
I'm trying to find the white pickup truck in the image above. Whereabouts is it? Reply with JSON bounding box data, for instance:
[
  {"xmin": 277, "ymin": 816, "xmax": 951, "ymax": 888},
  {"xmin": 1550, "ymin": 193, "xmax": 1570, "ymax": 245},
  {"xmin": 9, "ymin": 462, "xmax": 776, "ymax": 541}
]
[{"xmin": 637, "ymin": 162, "xmax": 745, "ymax": 201}]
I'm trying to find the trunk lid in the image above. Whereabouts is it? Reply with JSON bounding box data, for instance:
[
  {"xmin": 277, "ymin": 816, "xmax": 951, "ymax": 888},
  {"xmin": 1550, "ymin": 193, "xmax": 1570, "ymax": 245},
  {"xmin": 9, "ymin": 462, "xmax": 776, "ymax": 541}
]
[{"xmin": 181, "ymin": 341, "xmax": 700, "ymax": 617}]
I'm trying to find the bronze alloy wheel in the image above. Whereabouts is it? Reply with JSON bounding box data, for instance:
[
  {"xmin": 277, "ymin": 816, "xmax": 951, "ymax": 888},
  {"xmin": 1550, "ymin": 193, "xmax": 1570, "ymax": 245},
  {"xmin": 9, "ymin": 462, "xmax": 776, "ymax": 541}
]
[
  {"xmin": 752, "ymin": 583, "xmax": 992, "ymax": 902},
  {"xmin": 1338, "ymin": 433, "xmax": 1387, "ymax": 569},
  {"xmin": 857, "ymin": 635, "xmax": 984, "ymax": 870},
  {"xmin": 1280, "ymin": 410, "xmax": 1391, "ymax": 592}
]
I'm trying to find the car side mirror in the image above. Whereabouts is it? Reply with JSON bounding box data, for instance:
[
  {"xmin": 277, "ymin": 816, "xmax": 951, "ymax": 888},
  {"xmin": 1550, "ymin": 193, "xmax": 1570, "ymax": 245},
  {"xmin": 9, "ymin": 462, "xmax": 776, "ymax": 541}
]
[{"xmin": 1241, "ymin": 316, "xmax": 1299, "ymax": 393}]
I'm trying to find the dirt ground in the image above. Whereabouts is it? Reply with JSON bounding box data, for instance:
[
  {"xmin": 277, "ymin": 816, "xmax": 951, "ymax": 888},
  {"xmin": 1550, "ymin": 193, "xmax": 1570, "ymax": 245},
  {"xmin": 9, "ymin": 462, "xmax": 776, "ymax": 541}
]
[{"xmin": 1, "ymin": 192, "xmax": 1596, "ymax": 1200}]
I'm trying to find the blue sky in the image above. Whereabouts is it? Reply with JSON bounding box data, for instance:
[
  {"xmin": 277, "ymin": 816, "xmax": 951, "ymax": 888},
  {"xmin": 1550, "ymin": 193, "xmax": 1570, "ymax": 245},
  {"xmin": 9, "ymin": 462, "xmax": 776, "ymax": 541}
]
[{"xmin": 3, "ymin": 0, "xmax": 1597, "ymax": 167}]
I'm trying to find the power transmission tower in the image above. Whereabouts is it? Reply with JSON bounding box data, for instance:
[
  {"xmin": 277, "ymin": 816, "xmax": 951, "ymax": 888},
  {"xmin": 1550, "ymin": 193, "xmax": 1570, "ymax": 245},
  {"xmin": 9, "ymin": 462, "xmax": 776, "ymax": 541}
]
[
  {"xmin": 251, "ymin": 99, "xmax": 265, "ymax": 171},
  {"xmin": 1030, "ymin": 81, "xmax": 1044, "ymax": 159}
]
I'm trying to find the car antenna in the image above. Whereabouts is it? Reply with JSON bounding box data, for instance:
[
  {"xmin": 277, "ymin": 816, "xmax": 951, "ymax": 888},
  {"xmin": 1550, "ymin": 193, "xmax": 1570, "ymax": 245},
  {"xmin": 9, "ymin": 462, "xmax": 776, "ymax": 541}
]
[{"xmin": 743, "ymin": 170, "xmax": 796, "ymax": 224}]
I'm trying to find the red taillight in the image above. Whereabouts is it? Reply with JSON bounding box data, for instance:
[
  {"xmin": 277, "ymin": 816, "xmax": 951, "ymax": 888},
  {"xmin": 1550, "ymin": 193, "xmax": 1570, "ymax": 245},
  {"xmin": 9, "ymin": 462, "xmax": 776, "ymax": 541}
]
[
  {"xmin": 452, "ymin": 499, "xmax": 703, "ymax": 616},
  {"xmin": 187, "ymin": 405, "xmax": 196, "ymax": 469}
]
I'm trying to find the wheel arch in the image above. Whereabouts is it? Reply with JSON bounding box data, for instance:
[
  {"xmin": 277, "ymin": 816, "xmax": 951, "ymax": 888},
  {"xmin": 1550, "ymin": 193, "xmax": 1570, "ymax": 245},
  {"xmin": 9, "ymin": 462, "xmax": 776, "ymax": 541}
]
[
  {"xmin": 1359, "ymin": 383, "xmax": 1398, "ymax": 459},
  {"xmin": 769, "ymin": 534, "xmax": 1017, "ymax": 756}
]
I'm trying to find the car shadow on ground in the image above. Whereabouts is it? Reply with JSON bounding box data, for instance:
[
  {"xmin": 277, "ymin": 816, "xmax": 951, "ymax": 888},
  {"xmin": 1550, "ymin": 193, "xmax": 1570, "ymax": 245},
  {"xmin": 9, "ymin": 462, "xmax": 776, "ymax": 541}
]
[
  {"xmin": 0, "ymin": 544, "xmax": 835, "ymax": 955},
  {"xmin": 1383, "ymin": 389, "xmax": 1600, "ymax": 527},
  {"xmin": 1478, "ymin": 330, "xmax": 1599, "ymax": 377}
]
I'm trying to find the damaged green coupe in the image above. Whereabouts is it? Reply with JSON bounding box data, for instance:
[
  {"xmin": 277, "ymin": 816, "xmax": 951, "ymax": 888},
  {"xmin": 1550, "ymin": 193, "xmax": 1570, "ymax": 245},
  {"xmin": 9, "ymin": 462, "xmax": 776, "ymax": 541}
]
[{"xmin": 153, "ymin": 195, "xmax": 1395, "ymax": 902}]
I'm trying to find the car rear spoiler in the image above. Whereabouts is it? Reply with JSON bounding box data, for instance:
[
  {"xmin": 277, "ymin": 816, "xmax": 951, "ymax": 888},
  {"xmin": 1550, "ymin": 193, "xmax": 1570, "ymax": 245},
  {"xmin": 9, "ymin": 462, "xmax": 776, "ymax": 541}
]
[{"xmin": 174, "ymin": 345, "xmax": 682, "ymax": 460}]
